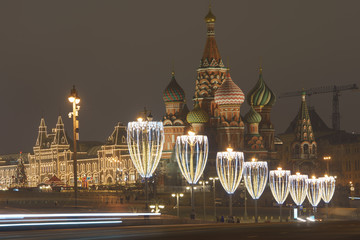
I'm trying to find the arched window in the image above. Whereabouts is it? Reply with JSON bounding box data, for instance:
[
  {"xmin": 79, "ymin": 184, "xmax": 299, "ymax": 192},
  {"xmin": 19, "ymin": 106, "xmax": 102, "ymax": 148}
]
[
  {"xmin": 303, "ymin": 144, "xmax": 309, "ymax": 154},
  {"xmin": 312, "ymin": 144, "xmax": 316, "ymax": 154}
]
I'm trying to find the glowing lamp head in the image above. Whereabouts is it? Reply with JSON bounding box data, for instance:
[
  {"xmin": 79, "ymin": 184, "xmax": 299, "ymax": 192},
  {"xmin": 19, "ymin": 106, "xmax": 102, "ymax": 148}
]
[
  {"xmin": 188, "ymin": 131, "xmax": 195, "ymax": 136},
  {"xmin": 312, "ymin": 176, "xmax": 316, "ymax": 179},
  {"xmin": 68, "ymin": 96, "xmax": 75, "ymax": 103},
  {"xmin": 137, "ymin": 117, "xmax": 143, "ymax": 122},
  {"xmin": 180, "ymin": 193, "xmax": 184, "ymax": 197},
  {"xmin": 324, "ymin": 174, "xmax": 328, "ymax": 178},
  {"xmin": 227, "ymin": 147, "xmax": 233, "ymax": 153},
  {"xmin": 277, "ymin": 167, "xmax": 282, "ymax": 171},
  {"xmin": 171, "ymin": 194, "xmax": 176, "ymax": 197},
  {"xmin": 251, "ymin": 158, "xmax": 256, "ymax": 162},
  {"xmin": 296, "ymin": 172, "xmax": 300, "ymax": 176}
]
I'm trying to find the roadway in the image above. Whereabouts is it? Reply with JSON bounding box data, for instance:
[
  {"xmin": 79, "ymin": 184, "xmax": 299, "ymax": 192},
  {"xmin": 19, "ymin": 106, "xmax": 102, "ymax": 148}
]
[{"xmin": 0, "ymin": 221, "xmax": 360, "ymax": 240}]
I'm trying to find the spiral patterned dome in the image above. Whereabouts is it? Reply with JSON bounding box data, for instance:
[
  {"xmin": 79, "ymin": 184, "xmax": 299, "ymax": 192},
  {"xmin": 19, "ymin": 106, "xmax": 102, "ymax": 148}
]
[
  {"xmin": 244, "ymin": 106, "xmax": 262, "ymax": 124},
  {"xmin": 214, "ymin": 72, "xmax": 245, "ymax": 106},
  {"xmin": 247, "ymin": 68, "xmax": 276, "ymax": 107},
  {"xmin": 186, "ymin": 102, "xmax": 209, "ymax": 124},
  {"xmin": 163, "ymin": 72, "xmax": 185, "ymax": 102}
]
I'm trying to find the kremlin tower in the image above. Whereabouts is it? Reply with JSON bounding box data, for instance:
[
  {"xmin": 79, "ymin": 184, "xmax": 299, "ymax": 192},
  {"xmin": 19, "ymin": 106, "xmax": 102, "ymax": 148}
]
[{"xmin": 290, "ymin": 91, "xmax": 317, "ymax": 173}]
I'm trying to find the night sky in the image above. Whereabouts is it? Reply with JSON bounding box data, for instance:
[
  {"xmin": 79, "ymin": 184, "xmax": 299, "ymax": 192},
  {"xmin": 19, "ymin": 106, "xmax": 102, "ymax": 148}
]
[{"xmin": 0, "ymin": 0, "xmax": 359, "ymax": 154}]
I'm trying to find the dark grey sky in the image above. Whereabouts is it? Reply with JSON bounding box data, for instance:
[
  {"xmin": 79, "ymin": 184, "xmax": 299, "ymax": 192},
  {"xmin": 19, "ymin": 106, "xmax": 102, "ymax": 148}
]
[{"xmin": 0, "ymin": 0, "xmax": 359, "ymax": 154}]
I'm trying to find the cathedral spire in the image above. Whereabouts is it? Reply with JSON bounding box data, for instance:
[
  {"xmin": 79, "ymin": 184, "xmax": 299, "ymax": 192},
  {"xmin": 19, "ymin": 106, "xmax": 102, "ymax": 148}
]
[{"xmin": 200, "ymin": 5, "xmax": 224, "ymax": 68}]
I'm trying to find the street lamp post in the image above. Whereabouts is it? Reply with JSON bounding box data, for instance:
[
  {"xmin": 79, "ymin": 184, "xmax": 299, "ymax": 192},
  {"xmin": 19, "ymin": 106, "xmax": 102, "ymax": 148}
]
[
  {"xmin": 209, "ymin": 177, "xmax": 219, "ymax": 219},
  {"xmin": 68, "ymin": 85, "xmax": 80, "ymax": 208},
  {"xmin": 172, "ymin": 193, "xmax": 184, "ymax": 217},
  {"xmin": 199, "ymin": 180, "xmax": 209, "ymax": 220},
  {"xmin": 127, "ymin": 118, "xmax": 165, "ymax": 211},
  {"xmin": 323, "ymin": 156, "xmax": 331, "ymax": 175},
  {"xmin": 243, "ymin": 158, "xmax": 268, "ymax": 223},
  {"xmin": 175, "ymin": 131, "xmax": 208, "ymax": 220}
]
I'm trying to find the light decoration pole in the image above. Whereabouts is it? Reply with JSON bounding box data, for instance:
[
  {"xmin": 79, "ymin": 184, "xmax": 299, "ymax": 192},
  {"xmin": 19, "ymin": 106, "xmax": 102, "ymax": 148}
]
[
  {"xmin": 269, "ymin": 167, "xmax": 291, "ymax": 222},
  {"xmin": 209, "ymin": 177, "xmax": 219, "ymax": 219},
  {"xmin": 175, "ymin": 131, "xmax": 208, "ymax": 220},
  {"xmin": 198, "ymin": 180, "xmax": 209, "ymax": 220},
  {"xmin": 289, "ymin": 172, "xmax": 308, "ymax": 218},
  {"xmin": 216, "ymin": 148, "xmax": 244, "ymax": 217},
  {"xmin": 307, "ymin": 176, "xmax": 323, "ymax": 218},
  {"xmin": 243, "ymin": 158, "xmax": 268, "ymax": 223},
  {"xmin": 172, "ymin": 193, "xmax": 184, "ymax": 217},
  {"xmin": 68, "ymin": 85, "xmax": 80, "ymax": 207},
  {"xmin": 127, "ymin": 118, "xmax": 165, "ymax": 210},
  {"xmin": 320, "ymin": 175, "xmax": 335, "ymax": 219}
]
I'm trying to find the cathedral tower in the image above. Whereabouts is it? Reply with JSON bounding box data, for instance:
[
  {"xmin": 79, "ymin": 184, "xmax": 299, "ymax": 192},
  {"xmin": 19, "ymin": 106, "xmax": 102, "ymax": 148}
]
[
  {"xmin": 214, "ymin": 71, "xmax": 245, "ymax": 150},
  {"xmin": 247, "ymin": 68, "xmax": 276, "ymax": 152},
  {"xmin": 195, "ymin": 6, "xmax": 227, "ymax": 127}
]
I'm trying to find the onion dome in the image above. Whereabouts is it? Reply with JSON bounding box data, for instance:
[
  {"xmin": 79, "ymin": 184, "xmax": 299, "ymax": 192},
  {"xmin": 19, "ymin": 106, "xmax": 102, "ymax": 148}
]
[
  {"xmin": 205, "ymin": 6, "xmax": 216, "ymax": 23},
  {"xmin": 214, "ymin": 71, "xmax": 245, "ymax": 105},
  {"xmin": 247, "ymin": 68, "xmax": 276, "ymax": 107},
  {"xmin": 244, "ymin": 106, "xmax": 262, "ymax": 124},
  {"xmin": 186, "ymin": 102, "xmax": 209, "ymax": 124},
  {"xmin": 163, "ymin": 71, "xmax": 185, "ymax": 102}
]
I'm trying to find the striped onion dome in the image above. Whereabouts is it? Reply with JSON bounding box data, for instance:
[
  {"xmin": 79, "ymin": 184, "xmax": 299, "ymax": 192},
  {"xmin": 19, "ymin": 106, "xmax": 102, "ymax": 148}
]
[
  {"xmin": 247, "ymin": 68, "xmax": 276, "ymax": 107},
  {"xmin": 163, "ymin": 71, "xmax": 185, "ymax": 102},
  {"xmin": 186, "ymin": 102, "xmax": 209, "ymax": 124},
  {"xmin": 214, "ymin": 71, "xmax": 245, "ymax": 105},
  {"xmin": 244, "ymin": 106, "xmax": 262, "ymax": 124}
]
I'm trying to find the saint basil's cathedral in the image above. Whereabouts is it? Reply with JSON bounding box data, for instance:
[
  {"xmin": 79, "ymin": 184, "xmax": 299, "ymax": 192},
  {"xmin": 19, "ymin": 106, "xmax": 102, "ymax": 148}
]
[{"xmin": 161, "ymin": 7, "xmax": 280, "ymax": 184}]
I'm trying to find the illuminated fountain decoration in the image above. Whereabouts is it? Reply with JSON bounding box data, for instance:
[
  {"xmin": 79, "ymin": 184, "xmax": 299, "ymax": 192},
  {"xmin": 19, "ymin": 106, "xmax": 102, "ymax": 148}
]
[
  {"xmin": 320, "ymin": 175, "xmax": 336, "ymax": 218},
  {"xmin": 175, "ymin": 131, "xmax": 208, "ymax": 220},
  {"xmin": 289, "ymin": 172, "xmax": 308, "ymax": 217},
  {"xmin": 307, "ymin": 176, "xmax": 323, "ymax": 218},
  {"xmin": 216, "ymin": 148, "xmax": 244, "ymax": 217},
  {"xmin": 243, "ymin": 158, "xmax": 268, "ymax": 223},
  {"xmin": 127, "ymin": 118, "xmax": 165, "ymax": 210},
  {"xmin": 269, "ymin": 168, "xmax": 291, "ymax": 222}
]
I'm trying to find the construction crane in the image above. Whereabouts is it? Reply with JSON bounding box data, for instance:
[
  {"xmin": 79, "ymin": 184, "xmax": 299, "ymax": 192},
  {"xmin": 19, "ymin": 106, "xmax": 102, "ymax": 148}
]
[{"xmin": 279, "ymin": 84, "xmax": 359, "ymax": 131}]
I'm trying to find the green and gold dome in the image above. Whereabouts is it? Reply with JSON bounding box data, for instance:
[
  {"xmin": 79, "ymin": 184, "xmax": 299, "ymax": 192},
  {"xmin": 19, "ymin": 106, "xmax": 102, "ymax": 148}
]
[
  {"xmin": 244, "ymin": 106, "xmax": 262, "ymax": 124},
  {"xmin": 247, "ymin": 68, "xmax": 276, "ymax": 107},
  {"xmin": 186, "ymin": 102, "xmax": 209, "ymax": 124}
]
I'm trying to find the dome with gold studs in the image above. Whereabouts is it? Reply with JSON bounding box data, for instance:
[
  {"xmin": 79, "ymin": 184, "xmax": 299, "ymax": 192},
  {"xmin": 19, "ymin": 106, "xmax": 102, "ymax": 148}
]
[
  {"xmin": 187, "ymin": 102, "xmax": 209, "ymax": 124},
  {"xmin": 205, "ymin": 7, "xmax": 216, "ymax": 23}
]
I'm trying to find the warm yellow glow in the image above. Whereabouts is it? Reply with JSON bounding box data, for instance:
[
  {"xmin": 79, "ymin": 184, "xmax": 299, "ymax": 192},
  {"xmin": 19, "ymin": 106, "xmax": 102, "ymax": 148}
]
[
  {"xmin": 188, "ymin": 131, "xmax": 195, "ymax": 136},
  {"xmin": 277, "ymin": 167, "xmax": 282, "ymax": 171},
  {"xmin": 296, "ymin": 172, "xmax": 300, "ymax": 175},
  {"xmin": 227, "ymin": 147, "xmax": 233, "ymax": 153},
  {"xmin": 199, "ymin": 181, "xmax": 203, "ymax": 184},
  {"xmin": 312, "ymin": 175, "xmax": 316, "ymax": 179},
  {"xmin": 68, "ymin": 96, "xmax": 75, "ymax": 103},
  {"xmin": 251, "ymin": 158, "xmax": 256, "ymax": 162},
  {"xmin": 149, "ymin": 205, "xmax": 155, "ymax": 209},
  {"xmin": 324, "ymin": 174, "xmax": 328, "ymax": 178},
  {"xmin": 180, "ymin": 193, "xmax": 184, "ymax": 197},
  {"xmin": 323, "ymin": 156, "xmax": 331, "ymax": 160},
  {"xmin": 159, "ymin": 205, "xmax": 164, "ymax": 209},
  {"xmin": 75, "ymin": 98, "xmax": 80, "ymax": 104},
  {"xmin": 137, "ymin": 117, "xmax": 143, "ymax": 122},
  {"xmin": 171, "ymin": 194, "xmax": 176, "ymax": 197}
]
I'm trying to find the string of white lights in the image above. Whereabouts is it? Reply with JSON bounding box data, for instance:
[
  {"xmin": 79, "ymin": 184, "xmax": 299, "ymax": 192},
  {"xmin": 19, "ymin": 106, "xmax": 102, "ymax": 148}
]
[
  {"xmin": 269, "ymin": 168, "xmax": 291, "ymax": 205},
  {"xmin": 289, "ymin": 173, "xmax": 308, "ymax": 206},
  {"xmin": 216, "ymin": 149, "xmax": 244, "ymax": 194},
  {"xmin": 175, "ymin": 132, "xmax": 208, "ymax": 184},
  {"xmin": 127, "ymin": 120, "xmax": 164, "ymax": 178}
]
